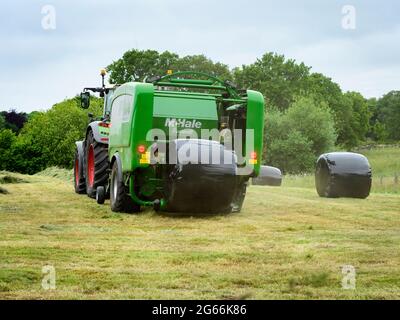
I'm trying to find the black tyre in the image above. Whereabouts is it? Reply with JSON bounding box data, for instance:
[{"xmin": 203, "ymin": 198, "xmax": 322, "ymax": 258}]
[
  {"xmin": 110, "ymin": 161, "xmax": 140, "ymax": 213},
  {"xmin": 85, "ymin": 130, "xmax": 109, "ymax": 198},
  {"xmin": 74, "ymin": 148, "xmax": 86, "ymax": 194},
  {"xmin": 96, "ymin": 186, "xmax": 106, "ymax": 204}
]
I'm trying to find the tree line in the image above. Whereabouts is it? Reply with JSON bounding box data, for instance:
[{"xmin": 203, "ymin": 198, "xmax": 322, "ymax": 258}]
[{"xmin": 1, "ymin": 49, "xmax": 399, "ymax": 174}]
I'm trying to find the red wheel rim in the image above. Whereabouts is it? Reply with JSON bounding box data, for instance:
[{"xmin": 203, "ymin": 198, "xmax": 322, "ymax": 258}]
[
  {"xmin": 75, "ymin": 158, "xmax": 79, "ymax": 187},
  {"xmin": 87, "ymin": 145, "xmax": 95, "ymax": 187}
]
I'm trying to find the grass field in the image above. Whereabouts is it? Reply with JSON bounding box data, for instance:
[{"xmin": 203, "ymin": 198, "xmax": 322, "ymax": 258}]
[{"xmin": 1, "ymin": 154, "xmax": 400, "ymax": 299}]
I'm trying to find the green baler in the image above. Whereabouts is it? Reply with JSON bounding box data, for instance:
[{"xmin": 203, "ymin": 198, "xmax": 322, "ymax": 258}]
[{"xmin": 74, "ymin": 71, "xmax": 264, "ymax": 213}]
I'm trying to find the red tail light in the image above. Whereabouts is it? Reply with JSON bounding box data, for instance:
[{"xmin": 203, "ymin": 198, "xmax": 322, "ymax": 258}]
[
  {"xmin": 250, "ymin": 151, "xmax": 257, "ymax": 160},
  {"xmin": 137, "ymin": 145, "xmax": 146, "ymax": 154}
]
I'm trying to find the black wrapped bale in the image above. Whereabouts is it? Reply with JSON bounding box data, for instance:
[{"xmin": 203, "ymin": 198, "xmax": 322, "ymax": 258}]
[
  {"xmin": 252, "ymin": 166, "xmax": 282, "ymax": 186},
  {"xmin": 165, "ymin": 139, "xmax": 242, "ymax": 213},
  {"xmin": 315, "ymin": 152, "xmax": 372, "ymax": 199}
]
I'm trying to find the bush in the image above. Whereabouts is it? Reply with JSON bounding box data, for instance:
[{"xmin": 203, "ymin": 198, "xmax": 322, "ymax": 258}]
[
  {"xmin": 0, "ymin": 129, "xmax": 16, "ymax": 171},
  {"xmin": 2, "ymin": 97, "xmax": 103, "ymax": 174},
  {"xmin": 18, "ymin": 97, "xmax": 103, "ymax": 170},
  {"xmin": 284, "ymin": 97, "xmax": 337, "ymax": 156},
  {"xmin": 9, "ymin": 138, "xmax": 47, "ymax": 174},
  {"xmin": 0, "ymin": 128, "xmax": 47, "ymax": 174},
  {"xmin": 376, "ymin": 91, "xmax": 400, "ymax": 141},
  {"xmin": 264, "ymin": 97, "xmax": 337, "ymax": 173},
  {"xmin": 0, "ymin": 110, "xmax": 28, "ymax": 133},
  {"xmin": 0, "ymin": 115, "xmax": 5, "ymax": 130},
  {"xmin": 266, "ymin": 130, "xmax": 315, "ymax": 174}
]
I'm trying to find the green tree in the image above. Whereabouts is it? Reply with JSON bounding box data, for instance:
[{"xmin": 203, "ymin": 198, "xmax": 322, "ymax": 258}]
[
  {"xmin": 340, "ymin": 92, "xmax": 371, "ymax": 148},
  {"xmin": 305, "ymin": 73, "xmax": 349, "ymax": 146},
  {"xmin": 8, "ymin": 137, "xmax": 46, "ymax": 174},
  {"xmin": 284, "ymin": 97, "xmax": 337, "ymax": 156},
  {"xmin": 172, "ymin": 54, "xmax": 232, "ymax": 79},
  {"xmin": 108, "ymin": 49, "xmax": 179, "ymax": 83},
  {"xmin": 234, "ymin": 52, "xmax": 311, "ymax": 111},
  {"xmin": 234, "ymin": 57, "xmax": 372, "ymax": 148},
  {"xmin": 304, "ymin": 74, "xmax": 371, "ymax": 148},
  {"xmin": 0, "ymin": 109, "xmax": 28, "ymax": 133},
  {"xmin": 28, "ymin": 111, "xmax": 41, "ymax": 121},
  {"xmin": 0, "ymin": 114, "xmax": 5, "ymax": 130},
  {"xmin": 17, "ymin": 96, "xmax": 103, "ymax": 170},
  {"xmin": 366, "ymin": 97, "xmax": 378, "ymax": 140},
  {"xmin": 376, "ymin": 91, "xmax": 400, "ymax": 141},
  {"xmin": 266, "ymin": 128, "xmax": 315, "ymax": 174},
  {"xmin": 372, "ymin": 121, "xmax": 388, "ymax": 142},
  {"xmin": 107, "ymin": 49, "xmax": 232, "ymax": 83},
  {"xmin": 263, "ymin": 97, "xmax": 337, "ymax": 173},
  {"xmin": 0, "ymin": 129, "xmax": 16, "ymax": 171}
]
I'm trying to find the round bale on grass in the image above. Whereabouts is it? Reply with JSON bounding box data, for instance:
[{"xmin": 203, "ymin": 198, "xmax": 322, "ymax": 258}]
[{"xmin": 315, "ymin": 152, "xmax": 372, "ymax": 199}]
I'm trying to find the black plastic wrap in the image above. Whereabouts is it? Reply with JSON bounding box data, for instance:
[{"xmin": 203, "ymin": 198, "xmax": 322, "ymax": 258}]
[
  {"xmin": 252, "ymin": 166, "xmax": 282, "ymax": 186},
  {"xmin": 165, "ymin": 139, "xmax": 240, "ymax": 213},
  {"xmin": 315, "ymin": 152, "xmax": 372, "ymax": 199}
]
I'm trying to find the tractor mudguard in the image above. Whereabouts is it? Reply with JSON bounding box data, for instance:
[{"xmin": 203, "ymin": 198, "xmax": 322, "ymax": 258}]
[
  {"xmin": 111, "ymin": 152, "xmax": 123, "ymax": 183},
  {"xmin": 252, "ymin": 166, "xmax": 282, "ymax": 186},
  {"xmin": 86, "ymin": 121, "xmax": 109, "ymax": 145}
]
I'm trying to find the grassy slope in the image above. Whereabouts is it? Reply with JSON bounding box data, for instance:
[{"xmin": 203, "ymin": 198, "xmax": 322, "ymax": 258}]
[
  {"xmin": 0, "ymin": 171, "xmax": 399, "ymax": 299},
  {"xmin": 359, "ymin": 147, "xmax": 400, "ymax": 176}
]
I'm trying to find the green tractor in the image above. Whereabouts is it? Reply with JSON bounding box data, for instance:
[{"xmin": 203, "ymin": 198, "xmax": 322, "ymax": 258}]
[{"xmin": 74, "ymin": 70, "xmax": 264, "ymax": 213}]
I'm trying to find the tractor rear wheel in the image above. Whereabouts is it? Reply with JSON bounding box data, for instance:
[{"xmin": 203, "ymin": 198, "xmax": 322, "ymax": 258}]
[
  {"xmin": 85, "ymin": 130, "xmax": 109, "ymax": 198},
  {"xmin": 74, "ymin": 149, "xmax": 86, "ymax": 194},
  {"xmin": 110, "ymin": 161, "xmax": 140, "ymax": 213}
]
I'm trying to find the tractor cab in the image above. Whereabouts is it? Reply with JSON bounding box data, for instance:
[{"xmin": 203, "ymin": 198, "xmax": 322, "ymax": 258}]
[
  {"xmin": 80, "ymin": 68, "xmax": 118, "ymax": 121},
  {"xmin": 103, "ymin": 87, "xmax": 116, "ymax": 117}
]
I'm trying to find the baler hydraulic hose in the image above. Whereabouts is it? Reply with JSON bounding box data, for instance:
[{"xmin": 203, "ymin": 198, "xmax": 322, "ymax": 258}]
[{"xmin": 129, "ymin": 175, "xmax": 166, "ymax": 210}]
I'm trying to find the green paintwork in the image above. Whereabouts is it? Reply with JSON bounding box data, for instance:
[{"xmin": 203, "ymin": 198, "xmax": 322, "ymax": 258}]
[
  {"xmin": 108, "ymin": 82, "xmax": 154, "ymax": 172},
  {"xmin": 245, "ymin": 90, "xmax": 265, "ymax": 176},
  {"xmin": 152, "ymin": 93, "xmax": 218, "ymax": 137},
  {"xmin": 98, "ymin": 126, "xmax": 110, "ymax": 138}
]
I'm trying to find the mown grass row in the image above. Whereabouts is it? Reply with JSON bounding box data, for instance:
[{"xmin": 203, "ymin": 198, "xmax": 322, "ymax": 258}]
[
  {"xmin": 0, "ymin": 169, "xmax": 399, "ymax": 299},
  {"xmin": 0, "ymin": 147, "xmax": 398, "ymax": 299}
]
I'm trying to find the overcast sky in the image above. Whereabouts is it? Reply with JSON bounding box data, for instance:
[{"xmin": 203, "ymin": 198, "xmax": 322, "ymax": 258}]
[{"xmin": 1, "ymin": 0, "xmax": 399, "ymax": 112}]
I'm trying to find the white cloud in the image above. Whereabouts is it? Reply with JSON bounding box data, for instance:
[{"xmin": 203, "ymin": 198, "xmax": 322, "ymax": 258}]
[{"xmin": 286, "ymin": 25, "xmax": 400, "ymax": 97}]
